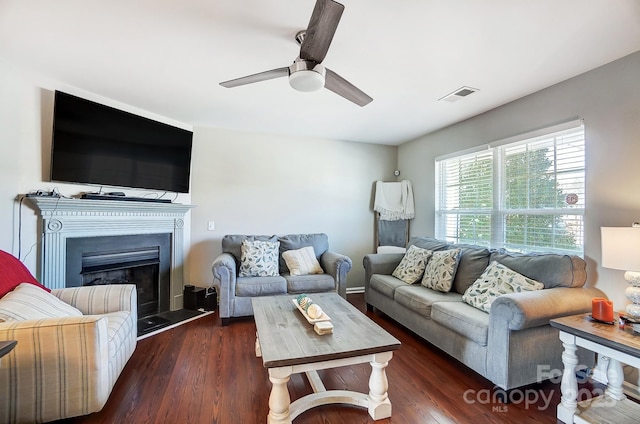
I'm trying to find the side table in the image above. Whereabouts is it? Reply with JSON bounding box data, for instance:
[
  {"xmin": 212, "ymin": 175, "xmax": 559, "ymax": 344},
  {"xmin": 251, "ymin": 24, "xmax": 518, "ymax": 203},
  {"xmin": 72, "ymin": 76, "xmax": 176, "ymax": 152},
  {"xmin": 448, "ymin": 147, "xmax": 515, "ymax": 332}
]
[
  {"xmin": 0, "ymin": 340, "xmax": 17, "ymax": 366},
  {"xmin": 550, "ymin": 313, "xmax": 640, "ymax": 424}
]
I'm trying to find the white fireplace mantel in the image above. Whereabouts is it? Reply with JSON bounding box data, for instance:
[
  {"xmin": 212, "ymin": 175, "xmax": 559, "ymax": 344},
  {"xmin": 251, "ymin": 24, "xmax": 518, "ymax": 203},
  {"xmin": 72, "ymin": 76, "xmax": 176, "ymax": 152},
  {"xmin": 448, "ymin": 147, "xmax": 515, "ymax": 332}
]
[{"xmin": 25, "ymin": 197, "xmax": 194, "ymax": 310}]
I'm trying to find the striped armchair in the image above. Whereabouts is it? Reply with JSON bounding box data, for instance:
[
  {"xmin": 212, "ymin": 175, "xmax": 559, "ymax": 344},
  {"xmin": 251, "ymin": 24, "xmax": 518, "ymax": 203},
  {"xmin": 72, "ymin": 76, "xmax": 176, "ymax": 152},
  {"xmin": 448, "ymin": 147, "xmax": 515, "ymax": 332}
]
[{"xmin": 0, "ymin": 284, "xmax": 137, "ymax": 423}]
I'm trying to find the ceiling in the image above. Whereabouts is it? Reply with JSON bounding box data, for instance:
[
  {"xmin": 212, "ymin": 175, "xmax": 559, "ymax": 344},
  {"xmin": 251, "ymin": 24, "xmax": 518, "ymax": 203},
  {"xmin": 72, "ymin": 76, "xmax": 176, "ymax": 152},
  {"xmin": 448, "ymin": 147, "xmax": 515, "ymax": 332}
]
[{"xmin": 1, "ymin": 0, "xmax": 639, "ymax": 145}]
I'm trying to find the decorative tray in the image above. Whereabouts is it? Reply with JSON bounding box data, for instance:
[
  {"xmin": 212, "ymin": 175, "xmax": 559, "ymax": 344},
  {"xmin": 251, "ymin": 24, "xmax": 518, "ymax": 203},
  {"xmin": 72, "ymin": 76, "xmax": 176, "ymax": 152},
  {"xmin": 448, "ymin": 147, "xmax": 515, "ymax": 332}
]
[{"xmin": 292, "ymin": 299, "xmax": 331, "ymax": 324}]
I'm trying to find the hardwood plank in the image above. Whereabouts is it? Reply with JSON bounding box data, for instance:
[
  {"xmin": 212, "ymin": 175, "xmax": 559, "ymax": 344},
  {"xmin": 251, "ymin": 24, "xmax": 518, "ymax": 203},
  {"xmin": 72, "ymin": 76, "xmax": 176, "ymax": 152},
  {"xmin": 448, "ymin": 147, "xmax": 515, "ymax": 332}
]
[{"xmin": 54, "ymin": 294, "xmax": 603, "ymax": 424}]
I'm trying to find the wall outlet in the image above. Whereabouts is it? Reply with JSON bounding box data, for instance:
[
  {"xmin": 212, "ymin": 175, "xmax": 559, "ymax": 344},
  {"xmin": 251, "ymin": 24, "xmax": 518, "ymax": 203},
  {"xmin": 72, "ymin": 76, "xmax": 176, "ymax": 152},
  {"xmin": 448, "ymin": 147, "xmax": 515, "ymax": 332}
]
[{"xmin": 207, "ymin": 221, "xmax": 215, "ymax": 231}]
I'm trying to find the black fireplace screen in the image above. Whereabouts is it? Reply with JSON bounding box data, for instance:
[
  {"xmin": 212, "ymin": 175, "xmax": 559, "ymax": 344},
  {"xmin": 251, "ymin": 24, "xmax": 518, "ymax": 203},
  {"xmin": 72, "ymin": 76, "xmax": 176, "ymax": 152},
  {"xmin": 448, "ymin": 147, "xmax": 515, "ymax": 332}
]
[{"xmin": 66, "ymin": 233, "xmax": 171, "ymax": 318}]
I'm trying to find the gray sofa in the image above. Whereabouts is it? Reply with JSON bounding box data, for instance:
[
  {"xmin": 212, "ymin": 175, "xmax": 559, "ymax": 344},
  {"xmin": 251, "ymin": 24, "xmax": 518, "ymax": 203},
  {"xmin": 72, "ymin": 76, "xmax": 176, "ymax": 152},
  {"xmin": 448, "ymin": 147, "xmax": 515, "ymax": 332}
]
[
  {"xmin": 363, "ymin": 236, "xmax": 605, "ymax": 391},
  {"xmin": 212, "ymin": 233, "xmax": 352, "ymax": 325}
]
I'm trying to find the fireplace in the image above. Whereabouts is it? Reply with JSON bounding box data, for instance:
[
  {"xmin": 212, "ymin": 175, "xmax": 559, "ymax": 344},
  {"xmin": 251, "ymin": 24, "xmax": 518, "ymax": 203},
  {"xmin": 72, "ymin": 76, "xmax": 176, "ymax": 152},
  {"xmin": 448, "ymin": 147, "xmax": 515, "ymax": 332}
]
[
  {"xmin": 24, "ymin": 197, "xmax": 193, "ymax": 313},
  {"xmin": 66, "ymin": 234, "xmax": 171, "ymax": 318}
]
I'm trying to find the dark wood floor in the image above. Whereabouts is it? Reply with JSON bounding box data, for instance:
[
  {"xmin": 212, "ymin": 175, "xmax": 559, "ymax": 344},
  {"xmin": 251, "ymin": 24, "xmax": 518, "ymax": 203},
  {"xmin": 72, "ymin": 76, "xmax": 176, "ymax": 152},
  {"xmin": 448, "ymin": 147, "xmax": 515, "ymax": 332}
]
[{"xmin": 57, "ymin": 294, "xmax": 589, "ymax": 424}]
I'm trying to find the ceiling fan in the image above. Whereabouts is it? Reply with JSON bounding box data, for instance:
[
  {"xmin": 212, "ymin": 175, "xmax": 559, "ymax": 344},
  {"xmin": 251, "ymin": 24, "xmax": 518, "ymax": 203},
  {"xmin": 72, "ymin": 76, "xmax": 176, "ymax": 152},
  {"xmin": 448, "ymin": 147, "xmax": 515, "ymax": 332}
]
[{"xmin": 219, "ymin": 0, "xmax": 372, "ymax": 107}]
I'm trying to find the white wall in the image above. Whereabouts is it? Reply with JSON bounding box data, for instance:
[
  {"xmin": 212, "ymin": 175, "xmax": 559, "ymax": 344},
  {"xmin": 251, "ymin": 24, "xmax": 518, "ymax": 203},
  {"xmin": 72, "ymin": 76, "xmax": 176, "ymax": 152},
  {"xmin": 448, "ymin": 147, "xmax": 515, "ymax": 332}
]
[
  {"xmin": 187, "ymin": 127, "xmax": 397, "ymax": 290},
  {"xmin": 0, "ymin": 61, "xmax": 398, "ymax": 290},
  {"xmin": 0, "ymin": 62, "xmax": 192, "ymax": 274},
  {"xmin": 398, "ymin": 51, "xmax": 640, "ymax": 310}
]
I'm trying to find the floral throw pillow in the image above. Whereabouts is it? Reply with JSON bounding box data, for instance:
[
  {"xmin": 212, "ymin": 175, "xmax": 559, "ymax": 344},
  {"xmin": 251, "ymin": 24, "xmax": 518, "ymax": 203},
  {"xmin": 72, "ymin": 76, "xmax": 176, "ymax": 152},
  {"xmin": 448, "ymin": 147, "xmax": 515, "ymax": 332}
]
[
  {"xmin": 392, "ymin": 245, "xmax": 433, "ymax": 284},
  {"xmin": 421, "ymin": 248, "xmax": 461, "ymax": 292},
  {"xmin": 239, "ymin": 240, "xmax": 280, "ymax": 277},
  {"xmin": 462, "ymin": 261, "xmax": 545, "ymax": 313}
]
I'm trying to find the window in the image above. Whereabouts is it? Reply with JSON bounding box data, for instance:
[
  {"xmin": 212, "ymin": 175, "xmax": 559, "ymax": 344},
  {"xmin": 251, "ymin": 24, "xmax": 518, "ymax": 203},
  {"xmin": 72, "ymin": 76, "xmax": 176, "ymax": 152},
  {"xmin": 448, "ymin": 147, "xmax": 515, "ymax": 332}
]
[{"xmin": 435, "ymin": 121, "xmax": 585, "ymax": 255}]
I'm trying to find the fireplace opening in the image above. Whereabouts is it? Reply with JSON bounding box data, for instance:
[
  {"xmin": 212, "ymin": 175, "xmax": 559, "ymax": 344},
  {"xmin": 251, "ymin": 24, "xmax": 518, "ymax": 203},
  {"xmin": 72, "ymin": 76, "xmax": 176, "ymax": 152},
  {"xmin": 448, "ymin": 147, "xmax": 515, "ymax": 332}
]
[
  {"xmin": 81, "ymin": 247, "xmax": 161, "ymax": 318},
  {"xmin": 66, "ymin": 233, "xmax": 172, "ymax": 322}
]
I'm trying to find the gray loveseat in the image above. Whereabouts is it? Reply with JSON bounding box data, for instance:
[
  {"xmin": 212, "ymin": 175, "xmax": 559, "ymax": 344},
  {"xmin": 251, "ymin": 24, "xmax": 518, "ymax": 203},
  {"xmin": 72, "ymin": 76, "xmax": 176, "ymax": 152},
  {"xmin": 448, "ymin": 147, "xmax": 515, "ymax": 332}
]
[
  {"xmin": 212, "ymin": 233, "xmax": 352, "ymax": 325},
  {"xmin": 363, "ymin": 236, "xmax": 605, "ymax": 391}
]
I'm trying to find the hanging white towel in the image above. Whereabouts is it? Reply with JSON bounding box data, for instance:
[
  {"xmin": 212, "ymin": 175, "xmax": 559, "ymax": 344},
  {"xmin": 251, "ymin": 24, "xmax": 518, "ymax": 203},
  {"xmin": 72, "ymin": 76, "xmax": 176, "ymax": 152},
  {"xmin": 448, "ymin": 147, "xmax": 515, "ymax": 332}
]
[{"xmin": 374, "ymin": 180, "xmax": 415, "ymax": 221}]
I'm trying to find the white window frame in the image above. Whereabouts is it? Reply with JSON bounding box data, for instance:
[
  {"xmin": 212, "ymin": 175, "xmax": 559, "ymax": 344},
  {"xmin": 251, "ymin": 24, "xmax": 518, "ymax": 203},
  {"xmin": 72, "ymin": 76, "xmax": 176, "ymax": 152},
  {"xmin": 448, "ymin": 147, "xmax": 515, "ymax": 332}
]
[{"xmin": 435, "ymin": 120, "xmax": 585, "ymax": 255}]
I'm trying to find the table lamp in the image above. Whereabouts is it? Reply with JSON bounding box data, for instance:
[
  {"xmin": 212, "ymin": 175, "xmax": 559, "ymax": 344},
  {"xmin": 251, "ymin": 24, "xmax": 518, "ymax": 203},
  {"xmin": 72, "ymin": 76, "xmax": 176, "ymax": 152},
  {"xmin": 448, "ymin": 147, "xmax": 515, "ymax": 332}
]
[{"xmin": 601, "ymin": 224, "xmax": 640, "ymax": 320}]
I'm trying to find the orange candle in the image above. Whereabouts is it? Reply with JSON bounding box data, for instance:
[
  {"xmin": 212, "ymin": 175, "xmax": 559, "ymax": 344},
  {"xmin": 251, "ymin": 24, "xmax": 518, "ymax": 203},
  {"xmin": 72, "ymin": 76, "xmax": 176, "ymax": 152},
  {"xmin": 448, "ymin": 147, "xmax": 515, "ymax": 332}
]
[{"xmin": 592, "ymin": 298, "xmax": 614, "ymax": 322}]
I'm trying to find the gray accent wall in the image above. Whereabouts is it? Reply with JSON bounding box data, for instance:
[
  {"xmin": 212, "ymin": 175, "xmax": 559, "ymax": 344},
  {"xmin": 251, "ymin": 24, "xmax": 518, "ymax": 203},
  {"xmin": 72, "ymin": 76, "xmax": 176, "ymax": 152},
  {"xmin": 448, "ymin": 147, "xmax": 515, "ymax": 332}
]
[{"xmin": 398, "ymin": 51, "xmax": 640, "ymax": 309}]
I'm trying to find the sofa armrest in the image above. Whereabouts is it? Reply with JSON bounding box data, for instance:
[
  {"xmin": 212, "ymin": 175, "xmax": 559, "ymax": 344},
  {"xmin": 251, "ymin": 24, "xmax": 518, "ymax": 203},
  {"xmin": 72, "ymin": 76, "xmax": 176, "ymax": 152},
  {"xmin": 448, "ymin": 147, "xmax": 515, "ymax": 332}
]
[
  {"xmin": 0, "ymin": 316, "xmax": 111, "ymax": 422},
  {"xmin": 363, "ymin": 253, "xmax": 404, "ymax": 290},
  {"xmin": 52, "ymin": 284, "xmax": 137, "ymax": 322},
  {"xmin": 490, "ymin": 286, "xmax": 607, "ymax": 331},
  {"xmin": 320, "ymin": 251, "xmax": 352, "ymax": 298},
  {"xmin": 212, "ymin": 253, "xmax": 238, "ymax": 319}
]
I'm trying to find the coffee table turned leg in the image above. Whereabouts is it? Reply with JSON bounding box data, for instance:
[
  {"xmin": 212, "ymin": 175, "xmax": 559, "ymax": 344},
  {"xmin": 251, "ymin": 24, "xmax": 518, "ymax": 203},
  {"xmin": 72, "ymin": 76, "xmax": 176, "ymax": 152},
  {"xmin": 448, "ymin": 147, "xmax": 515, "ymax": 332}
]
[
  {"xmin": 268, "ymin": 367, "xmax": 293, "ymax": 424},
  {"xmin": 557, "ymin": 332, "xmax": 579, "ymax": 423},
  {"xmin": 368, "ymin": 351, "xmax": 393, "ymax": 420}
]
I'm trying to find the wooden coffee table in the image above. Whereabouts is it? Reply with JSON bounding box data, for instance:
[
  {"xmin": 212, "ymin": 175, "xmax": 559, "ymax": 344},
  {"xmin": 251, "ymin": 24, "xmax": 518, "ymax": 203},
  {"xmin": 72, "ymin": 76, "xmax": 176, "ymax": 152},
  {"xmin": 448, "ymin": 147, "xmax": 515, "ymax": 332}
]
[{"xmin": 252, "ymin": 293, "xmax": 401, "ymax": 424}]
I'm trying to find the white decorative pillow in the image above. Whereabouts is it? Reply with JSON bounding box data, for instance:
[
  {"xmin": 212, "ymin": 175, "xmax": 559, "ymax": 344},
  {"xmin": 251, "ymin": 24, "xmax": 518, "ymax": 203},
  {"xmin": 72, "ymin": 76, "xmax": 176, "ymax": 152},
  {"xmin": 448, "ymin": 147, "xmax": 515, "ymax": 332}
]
[
  {"xmin": 421, "ymin": 248, "xmax": 461, "ymax": 292},
  {"xmin": 392, "ymin": 245, "xmax": 433, "ymax": 284},
  {"xmin": 282, "ymin": 246, "xmax": 324, "ymax": 276},
  {"xmin": 463, "ymin": 261, "xmax": 545, "ymax": 313},
  {"xmin": 0, "ymin": 283, "xmax": 83, "ymax": 322},
  {"xmin": 239, "ymin": 240, "xmax": 280, "ymax": 277}
]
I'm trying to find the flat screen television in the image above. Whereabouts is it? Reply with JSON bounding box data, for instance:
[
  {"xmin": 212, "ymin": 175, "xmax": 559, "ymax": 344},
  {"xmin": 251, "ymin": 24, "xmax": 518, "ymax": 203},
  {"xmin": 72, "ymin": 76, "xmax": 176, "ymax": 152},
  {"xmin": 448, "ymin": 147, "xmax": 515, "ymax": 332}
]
[{"xmin": 50, "ymin": 91, "xmax": 193, "ymax": 193}]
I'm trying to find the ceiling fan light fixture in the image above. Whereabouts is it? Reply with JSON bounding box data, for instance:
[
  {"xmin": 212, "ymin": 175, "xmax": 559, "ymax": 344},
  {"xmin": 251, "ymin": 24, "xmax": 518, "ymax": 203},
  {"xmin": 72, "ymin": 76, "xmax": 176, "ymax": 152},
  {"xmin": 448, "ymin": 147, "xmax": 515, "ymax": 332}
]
[{"xmin": 289, "ymin": 69, "xmax": 325, "ymax": 92}]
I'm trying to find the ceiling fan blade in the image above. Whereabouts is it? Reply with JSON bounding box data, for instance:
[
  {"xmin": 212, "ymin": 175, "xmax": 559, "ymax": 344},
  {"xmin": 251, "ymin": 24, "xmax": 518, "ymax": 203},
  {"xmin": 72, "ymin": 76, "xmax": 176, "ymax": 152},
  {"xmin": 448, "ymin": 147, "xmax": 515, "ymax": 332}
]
[
  {"xmin": 220, "ymin": 67, "xmax": 289, "ymax": 88},
  {"xmin": 324, "ymin": 68, "xmax": 373, "ymax": 107},
  {"xmin": 300, "ymin": 0, "xmax": 344, "ymax": 63}
]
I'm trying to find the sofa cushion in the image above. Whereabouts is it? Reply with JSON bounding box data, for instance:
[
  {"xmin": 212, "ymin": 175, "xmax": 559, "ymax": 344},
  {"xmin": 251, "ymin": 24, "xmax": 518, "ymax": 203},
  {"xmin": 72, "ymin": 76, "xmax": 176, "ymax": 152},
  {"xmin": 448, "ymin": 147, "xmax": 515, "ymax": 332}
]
[
  {"xmin": 235, "ymin": 276, "xmax": 287, "ymax": 297},
  {"xmin": 239, "ymin": 240, "xmax": 280, "ymax": 277},
  {"xmin": 0, "ymin": 283, "xmax": 82, "ymax": 322},
  {"xmin": 370, "ymin": 274, "xmax": 407, "ymax": 298},
  {"xmin": 392, "ymin": 245, "xmax": 433, "ymax": 284},
  {"xmin": 431, "ymin": 301, "xmax": 490, "ymax": 346},
  {"xmin": 452, "ymin": 245, "xmax": 492, "ymax": 295},
  {"xmin": 0, "ymin": 250, "xmax": 51, "ymax": 298},
  {"xmin": 222, "ymin": 235, "xmax": 278, "ymax": 265},
  {"xmin": 490, "ymin": 250, "xmax": 586, "ymax": 288},
  {"xmin": 421, "ymin": 248, "xmax": 461, "ymax": 292},
  {"xmin": 278, "ymin": 233, "xmax": 329, "ymax": 273},
  {"xmin": 408, "ymin": 236, "xmax": 449, "ymax": 252},
  {"xmin": 394, "ymin": 285, "xmax": 463, "ymax": 319},
  {"xmin": 284, "ymin": 273, "xmax": 335, "ymax": 294},
  {"xmin": 463, "ymin": 261, "xmax": 544, "ymax": 313},
  {"xmin": 282, "ymin": 246, "xmax": 324, "ymax": 276}
]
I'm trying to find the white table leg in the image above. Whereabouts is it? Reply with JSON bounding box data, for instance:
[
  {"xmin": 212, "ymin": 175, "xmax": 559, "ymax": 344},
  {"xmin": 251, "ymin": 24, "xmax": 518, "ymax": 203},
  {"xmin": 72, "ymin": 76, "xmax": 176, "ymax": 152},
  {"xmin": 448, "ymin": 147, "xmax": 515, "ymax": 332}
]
[
  {"xmin": 557, "ymin": 331, "xmax": 579, "ymax": 423},
  {"xmin": 268, "ymin": 366, "xmax": 293, "ymax": 424},
  {"xmin": 368, "ymin": 351, "xmax": 393, "ymax": 420},
  {"xmin": 605, "ymin": 357, "xmax": 626, "ymax": 401}
]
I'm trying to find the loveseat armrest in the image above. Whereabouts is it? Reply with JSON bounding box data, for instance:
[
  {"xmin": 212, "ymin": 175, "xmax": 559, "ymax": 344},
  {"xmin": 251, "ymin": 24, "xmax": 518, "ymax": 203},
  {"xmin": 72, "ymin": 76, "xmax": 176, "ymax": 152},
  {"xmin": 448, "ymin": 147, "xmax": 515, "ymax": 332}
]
[
  {"xmin": 363, "ymin": 253, "xmax": 404, "ymax": 290},
  {"xmin": 52, "ymin": 284, "xmax": 137, "ymax": 321},
  {"xmin": 490, "ymin": 286, "xmax": 607, "ymax": 331},
  {"xmin": 320, "ymin": 251, "xmax": 352, "ymax": 298},
  {"xmin": 212, "ymin": 253, "xmax": 238, "ymax": 319},
  {"xmin": 0, "ymin": 316, "xmax": 111, "ymax": 423}
]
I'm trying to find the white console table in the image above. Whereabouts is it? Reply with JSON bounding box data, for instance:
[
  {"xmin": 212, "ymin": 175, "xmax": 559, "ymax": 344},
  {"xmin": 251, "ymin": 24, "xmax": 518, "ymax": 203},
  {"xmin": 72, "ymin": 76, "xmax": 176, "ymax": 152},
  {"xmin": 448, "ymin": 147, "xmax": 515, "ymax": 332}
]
[{"xmin": 550, "ymin": 314, "xmax": 640, "ymax": 424}]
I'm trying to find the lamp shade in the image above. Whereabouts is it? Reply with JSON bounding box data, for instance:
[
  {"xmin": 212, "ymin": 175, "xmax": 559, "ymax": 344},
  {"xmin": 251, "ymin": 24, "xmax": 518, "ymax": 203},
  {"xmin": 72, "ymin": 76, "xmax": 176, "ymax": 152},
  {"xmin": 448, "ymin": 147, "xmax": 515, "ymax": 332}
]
[{"xmin": 601, "ymin": 227, "xmax": 640, "ymax": 271}]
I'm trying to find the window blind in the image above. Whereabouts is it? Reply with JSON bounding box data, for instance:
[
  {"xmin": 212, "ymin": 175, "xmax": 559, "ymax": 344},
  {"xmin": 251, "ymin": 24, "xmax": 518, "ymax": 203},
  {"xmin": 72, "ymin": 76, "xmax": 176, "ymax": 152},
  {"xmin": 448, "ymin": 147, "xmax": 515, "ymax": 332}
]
[{"xmin": 435, "ymin": 123, "xmax": 585, "ymax": 255}]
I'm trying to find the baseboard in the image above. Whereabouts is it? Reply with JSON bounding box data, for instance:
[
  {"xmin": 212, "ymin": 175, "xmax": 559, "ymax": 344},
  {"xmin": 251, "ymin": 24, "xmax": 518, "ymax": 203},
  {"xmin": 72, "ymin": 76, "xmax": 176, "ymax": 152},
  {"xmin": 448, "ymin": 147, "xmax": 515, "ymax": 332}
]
[{"xmin": 347, "ymin": 286, "xmax": 365, "ymax": 294}]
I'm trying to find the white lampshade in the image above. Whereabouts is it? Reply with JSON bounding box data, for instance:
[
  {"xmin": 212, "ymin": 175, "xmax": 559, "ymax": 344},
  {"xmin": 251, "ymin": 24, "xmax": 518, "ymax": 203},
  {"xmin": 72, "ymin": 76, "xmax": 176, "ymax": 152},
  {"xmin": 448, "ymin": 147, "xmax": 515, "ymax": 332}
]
[{"xmin": 601, "ymin": 227, "xmax": 640, "ymax": 271}]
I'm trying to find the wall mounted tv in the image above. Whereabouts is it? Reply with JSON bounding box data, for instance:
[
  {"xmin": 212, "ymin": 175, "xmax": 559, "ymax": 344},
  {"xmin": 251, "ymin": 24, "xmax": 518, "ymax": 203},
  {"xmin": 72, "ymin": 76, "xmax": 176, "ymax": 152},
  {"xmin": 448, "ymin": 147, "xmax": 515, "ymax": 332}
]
[{"xmin": 50, "ymin": 91, "xmax": 193, "ymax": 193}]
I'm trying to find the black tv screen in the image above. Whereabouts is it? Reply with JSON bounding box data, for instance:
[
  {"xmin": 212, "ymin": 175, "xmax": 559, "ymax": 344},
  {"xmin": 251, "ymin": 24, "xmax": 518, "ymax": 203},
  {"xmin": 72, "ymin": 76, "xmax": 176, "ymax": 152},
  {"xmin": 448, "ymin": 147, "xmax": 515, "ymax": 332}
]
[{"xmin": 51, "ymin": 91, "xmax": 193, "ymax": 193}]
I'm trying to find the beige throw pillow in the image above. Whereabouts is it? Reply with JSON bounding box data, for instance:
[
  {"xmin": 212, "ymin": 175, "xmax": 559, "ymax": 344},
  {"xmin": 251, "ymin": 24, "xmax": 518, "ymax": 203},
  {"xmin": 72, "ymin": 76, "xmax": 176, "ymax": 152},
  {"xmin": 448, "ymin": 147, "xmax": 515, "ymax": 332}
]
[
  {"xmin": 421, "ymin": 248, "xmax": 461, "ymax": 292},
  {"xmin": 462, "ymin": 261, "xmax": 545, "ymax": 313},
  {"xmin": 392, "ymin": 245, "xmax": 433, "ymax": 284},
  {"xmin": 282, "ymin": 246, "xmax": 324, "ymax": 276},
  {"xmin": 0, "ymin": 283, "xmax": 83, "ymax": 322}
]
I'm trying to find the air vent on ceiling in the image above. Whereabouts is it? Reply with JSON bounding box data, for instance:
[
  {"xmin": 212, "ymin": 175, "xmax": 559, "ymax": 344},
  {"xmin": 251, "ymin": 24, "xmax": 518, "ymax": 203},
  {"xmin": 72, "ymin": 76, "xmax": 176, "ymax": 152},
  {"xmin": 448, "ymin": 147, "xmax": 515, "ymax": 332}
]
[{"xmin": 438, "ymin": 86, "xmax": 479, "ymax": 102}]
